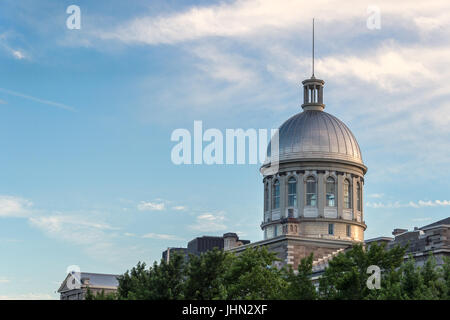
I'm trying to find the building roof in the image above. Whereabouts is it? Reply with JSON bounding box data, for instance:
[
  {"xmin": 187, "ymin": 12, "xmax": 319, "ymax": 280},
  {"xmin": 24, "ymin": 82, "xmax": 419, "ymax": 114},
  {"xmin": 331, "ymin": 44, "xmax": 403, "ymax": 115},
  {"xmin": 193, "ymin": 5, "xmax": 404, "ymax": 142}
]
[
  {"xmin": 365, "ymin": 236, "xmax": 394, "ymax": 244},
  {"xmin": 58, "ymin": 272, "xmax": 119, "ymax": 293},
  {"xmin": 266, "ymin": 110, "xmax": 365, "ymax": 169},
  {"xmin": 420, "ymin": 217, "xmax": 450, "ymax": 230}
]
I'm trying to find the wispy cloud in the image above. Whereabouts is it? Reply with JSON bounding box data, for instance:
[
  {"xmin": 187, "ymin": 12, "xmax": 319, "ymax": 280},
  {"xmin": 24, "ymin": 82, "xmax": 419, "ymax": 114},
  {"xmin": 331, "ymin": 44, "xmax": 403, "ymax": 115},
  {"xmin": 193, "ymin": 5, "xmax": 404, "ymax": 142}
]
[
  {"xmin": 142, "ymin": 233, "xmax": 184, "ymax": 241},
  {"xmin": 0, "ymin": 195, "xmax": 32, "ymax": 218},
  {"xmin": 0, "ymin": 88, "xmax": 77, "ymax": 112},
  {"xmin": 137, "ymin": 201, "xmax": 165, "ymax": 211},
  {"xmin": 367, "ymin": 193, "xmax": 384, "ymax": 199},
  {"xmin": 366, "ymin": 200, "xmax": 450, "ymax": 209},
  {"xmin": 0, "ymin": 277, "xmax": 10, "ymax": 284},
  {"xmin": 189, "ymin": 211, "xmax": 227, "ymax": 232},
  {"xmin": 172, "ymin": 205, "xmax": 186, "ymax": 211},
  {"xmin": 11, "ymin": 49, "xmax": 26, "ymax": 60}
]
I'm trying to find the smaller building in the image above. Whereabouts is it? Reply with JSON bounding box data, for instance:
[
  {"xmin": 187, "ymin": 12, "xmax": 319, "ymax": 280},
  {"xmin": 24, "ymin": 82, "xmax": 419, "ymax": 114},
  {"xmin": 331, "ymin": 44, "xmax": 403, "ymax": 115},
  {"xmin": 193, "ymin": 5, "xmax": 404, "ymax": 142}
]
[
  {"xmin": 58, "ymin": 272, "xmax": 119, "ymax": 300},
  {"xmin": 162, "ymin": 247, "xmax": 189, "ymax": 263},
  {"xmin": 365, "ymin": 217, "xmax": 450, "ymax": 267},
  {"xmin": 162, "ymin": 233, "xmax": 250, "ymax": 262}
]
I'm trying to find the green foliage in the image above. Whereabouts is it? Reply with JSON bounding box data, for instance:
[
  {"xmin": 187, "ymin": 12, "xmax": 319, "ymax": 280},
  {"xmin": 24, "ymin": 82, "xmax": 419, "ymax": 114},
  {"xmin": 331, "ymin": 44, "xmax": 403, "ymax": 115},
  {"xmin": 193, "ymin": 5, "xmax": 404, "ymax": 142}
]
[
  {"xmin": 442, "ymin": 256, "xmax": 450, "ymax": 299},
  {"xmin": 184, "ymin": 248, "xmax": 231, "ymax": 299},
  {"xmin": 85, "ymin": 287, "xmax": 117, "ymax": 300},
  {"xmin": 223, "ymin": 247, "xmax": 288, "ymax": 300},
  {"xmin": 318, "ymin": 242, "xmax": 406, "ymax": 300},
  {"xmin": 283, "ymin": 253, "xmax": 317, "ymax": 300},
  {"xmin": 94, "ymin": 242, "xmax": 450, "ymax": 300}
]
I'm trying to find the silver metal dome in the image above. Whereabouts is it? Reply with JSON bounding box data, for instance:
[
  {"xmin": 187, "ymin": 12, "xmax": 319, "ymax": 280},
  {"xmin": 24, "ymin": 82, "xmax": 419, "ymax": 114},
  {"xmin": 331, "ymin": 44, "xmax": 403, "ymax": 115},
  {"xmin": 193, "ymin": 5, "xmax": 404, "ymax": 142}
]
[{"xmin": 267, "ymin": 110, "xmax": 364, "ymax": 167}]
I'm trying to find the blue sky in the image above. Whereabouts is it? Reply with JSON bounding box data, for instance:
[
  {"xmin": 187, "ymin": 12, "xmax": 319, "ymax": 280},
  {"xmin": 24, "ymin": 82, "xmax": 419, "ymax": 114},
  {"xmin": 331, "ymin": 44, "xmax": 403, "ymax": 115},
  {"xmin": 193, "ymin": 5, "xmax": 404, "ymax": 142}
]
[{"xmin": 0, "ymin": 0, "xmax": 449, "ymax": 299}]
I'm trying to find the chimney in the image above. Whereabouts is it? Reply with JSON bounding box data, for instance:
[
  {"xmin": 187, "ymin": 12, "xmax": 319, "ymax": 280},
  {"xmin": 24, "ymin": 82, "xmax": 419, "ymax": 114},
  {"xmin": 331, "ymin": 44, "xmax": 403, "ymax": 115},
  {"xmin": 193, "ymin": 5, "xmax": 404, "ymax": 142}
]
[{"xmin": 223, "ymin": 233, "xmax": 239, "ymax": 250}]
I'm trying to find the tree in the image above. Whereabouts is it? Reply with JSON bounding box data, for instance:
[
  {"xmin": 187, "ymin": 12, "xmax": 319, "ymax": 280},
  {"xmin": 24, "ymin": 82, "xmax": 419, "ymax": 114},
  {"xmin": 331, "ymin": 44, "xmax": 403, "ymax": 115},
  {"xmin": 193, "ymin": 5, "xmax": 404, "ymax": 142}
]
[
  {"xmin": 116, "ymin": 261, "xmax": 150, "ymax": 299},
  {"xmin": 85, "ymin": 287, "xmax": 117, "ymax": 300},
  {"xmin": 441, "ymin": 256, "xmax": 450, "ymax": 299},
  {"xmin": 184, "ymin": 248, "xmax": 231, "ymax": 299},
  {"xmin": 283, "ymin": 253, "xmax": 317, "ymax": 300},
  {"xmin": 318, "ymin": 242, "xmax": 406, "ymax": 300},
  {"xmin": 115, "ymin": 253, "xmax": 186, "ymax": 300},
  {"xmin": 223, "ymin": 247, "xmax": 288, "ymax": 300}
]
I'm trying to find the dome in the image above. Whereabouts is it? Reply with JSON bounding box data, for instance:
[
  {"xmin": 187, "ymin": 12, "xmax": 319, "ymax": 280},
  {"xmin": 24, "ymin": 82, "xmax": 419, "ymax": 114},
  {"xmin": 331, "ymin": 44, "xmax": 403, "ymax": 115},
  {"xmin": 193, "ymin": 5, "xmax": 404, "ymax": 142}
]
[{"xmin": 266, "ymin": 110, "xmax": 365, "ymax": 168}]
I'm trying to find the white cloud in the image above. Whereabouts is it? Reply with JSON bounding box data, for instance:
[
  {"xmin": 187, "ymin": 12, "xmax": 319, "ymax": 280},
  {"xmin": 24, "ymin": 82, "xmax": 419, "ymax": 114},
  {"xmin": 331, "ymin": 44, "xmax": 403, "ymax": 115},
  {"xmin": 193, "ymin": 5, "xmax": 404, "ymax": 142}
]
[
  {"xmin": 367, "ymin": 193, "xmax": 384, "ymax": 199},
  {"xmin": 172, "ymin": 205, "xmax": 186, "ymax": 211},
  {"xmin": 124, "ymin": 232, "xmax": 136, "ymax": 237},
  {"xmin": 189, "ymin": 211, "xmax": 227, "ymax": 232},
  {"xmin": 11, "ymin": 49, "xmax": 25, "ymax": 60},
  {"xmin": 142, "ymin": 233, "xmax": 184, "ymax": 241},
  {"xmin": 190, "ymin": 45, "xmax": 258, "ymax": 85},
  {"xmin": 95, "ymin": 0, "xmax": 450, "ymax": 46},
  {"xmin": 366, "ymin": 200, "xmax": 450, "ymax": 209},
  {"xmin": 28, "ymin": 214, "xmax": 120, "ymax": 263},
  {"xmin": 0, "ymin": 277, "xmax": 10, "ymax": 284},
  {"xmin": 137, "ymin": 201, "xmax": 165, "ymax": 211},
  {"xmin": 0, "ymin": 195, "xmax": 32, "ymax": 218}
]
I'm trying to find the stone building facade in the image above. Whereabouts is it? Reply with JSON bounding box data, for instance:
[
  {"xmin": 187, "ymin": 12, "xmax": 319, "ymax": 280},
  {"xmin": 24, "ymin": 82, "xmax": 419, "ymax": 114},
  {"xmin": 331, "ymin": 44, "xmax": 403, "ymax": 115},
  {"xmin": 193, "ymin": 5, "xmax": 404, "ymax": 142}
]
[
  {"xmin": 366, "ymin": 217, "xmax": 450, "ymax": 267},
  {"xmin": 58, "ymin": 272, "xmax": 119, "ymax": 300}
]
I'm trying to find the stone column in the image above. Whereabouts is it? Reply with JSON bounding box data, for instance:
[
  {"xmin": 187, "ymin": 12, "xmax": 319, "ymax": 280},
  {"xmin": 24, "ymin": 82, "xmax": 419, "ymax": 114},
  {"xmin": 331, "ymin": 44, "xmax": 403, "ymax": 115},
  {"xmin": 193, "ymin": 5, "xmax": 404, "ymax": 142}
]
[
  {"xmin": 352, "ymin": 175, "xmax": 358, "ymax": 213},
  {"xmin": 267, "ymin": 176, "xmax": 272, "ymax": 219},
  {"xmin": 317, "ymin": 171, "xmax": 325, "ymax": 217},
  {"xmin": 279, "ymin": 174, "xmax": 286, "ymax": 218},
  {"xmin": 296, "ymin": 171, "xmax": 304, "ymax": 218},
  {"xmin": 361, "ymin": 178, "xmax": 364, "ymax": 222},
  {"xmin": 337, "ymin": 172, "xmax": 344, "ymax": 218}
]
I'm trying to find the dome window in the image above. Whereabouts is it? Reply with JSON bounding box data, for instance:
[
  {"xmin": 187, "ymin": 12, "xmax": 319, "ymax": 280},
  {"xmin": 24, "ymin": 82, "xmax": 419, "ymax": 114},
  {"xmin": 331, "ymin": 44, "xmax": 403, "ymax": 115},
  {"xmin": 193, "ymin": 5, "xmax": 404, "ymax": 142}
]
[
  {"xmin": 288, "ymin": 177, "xmax": 297, "ymax": 207},
  {"xmin": 306, "ymin": 176, "xmax": 317, "ymax": 207},
  {"xmin": 344, "ymin": 179, "xmax": 352, "ymax": 209},
  {"xmin": 326, "ymin": 177, "xmax": 336, "ymax": 207},
  {"xmin": 272, "ymin": 180, "xmax": 280, "ymax": 209}
]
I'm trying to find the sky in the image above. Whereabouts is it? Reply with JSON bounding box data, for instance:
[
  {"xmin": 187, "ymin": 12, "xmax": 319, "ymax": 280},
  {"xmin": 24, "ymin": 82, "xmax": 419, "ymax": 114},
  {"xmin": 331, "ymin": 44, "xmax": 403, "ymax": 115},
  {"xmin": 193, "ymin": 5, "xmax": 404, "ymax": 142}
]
[{"xmin": 0, "ymin": 0, "xmax": 449, "ymax": 299}]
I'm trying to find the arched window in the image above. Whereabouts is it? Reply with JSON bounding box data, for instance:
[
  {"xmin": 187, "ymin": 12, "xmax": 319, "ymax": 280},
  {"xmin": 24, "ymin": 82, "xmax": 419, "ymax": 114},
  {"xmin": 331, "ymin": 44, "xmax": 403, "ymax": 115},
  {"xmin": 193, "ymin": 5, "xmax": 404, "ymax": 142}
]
[
  {"xmin": 288, "ymin": 177, "xmax": 297, "ymax": 207},
  {"xmin": 356, "ymin": 182, "xmax": 361, "ymax": 211},
  {"xmin": 272, "ymin": 180, "xmax": 280, "ymax": 209},
  {"xmin": 326, "ymin": 176, "xmax": 336, "ymax": 207},
  {"xmin": 306, "ymin": 176, "xmax": 317, "ymax": 207},
  {"xmin": 344, "ymin": 179, "xmax": 352, "ymax": 209},
  {"xmin": 264, "ymin": 183, "xmax": 269, "ymax": 211}
]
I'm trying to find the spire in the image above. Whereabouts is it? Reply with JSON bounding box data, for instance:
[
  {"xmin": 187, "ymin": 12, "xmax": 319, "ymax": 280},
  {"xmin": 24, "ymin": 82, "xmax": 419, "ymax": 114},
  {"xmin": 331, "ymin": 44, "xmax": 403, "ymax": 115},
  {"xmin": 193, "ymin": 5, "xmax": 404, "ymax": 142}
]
[
  {"xmin": 312, "ymin": 18, "xmax": 315, "ymax": 78},
  {"xmin": 301, "ymin": 18, "xmax": 325, "ymax": 111}
]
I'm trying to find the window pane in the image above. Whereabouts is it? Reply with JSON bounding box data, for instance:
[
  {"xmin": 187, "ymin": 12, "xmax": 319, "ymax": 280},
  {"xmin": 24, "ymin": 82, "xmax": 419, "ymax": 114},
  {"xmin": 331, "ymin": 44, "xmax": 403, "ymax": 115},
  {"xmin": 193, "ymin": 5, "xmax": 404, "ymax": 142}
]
[
  {"xmin": 306, "ymin": 177, "xmax": 317, "ymax": 207},
  {"xmin": 288, "ymin": 177, "xmax": 297, "ymax": 207},
  {"xmin": 273, "ymin": 180, "xmax": 280, "ymax": 209},
  {"xmin": 344, "ymin": 180, "xmax": 352, "ymax": 209},
  {"xmin": 328, "ymin": 224, "xmax": 334, "ymax": 235},
  {"xmin": 326, "ymin": 177, "xmax": 336, "ymax": 207}
]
